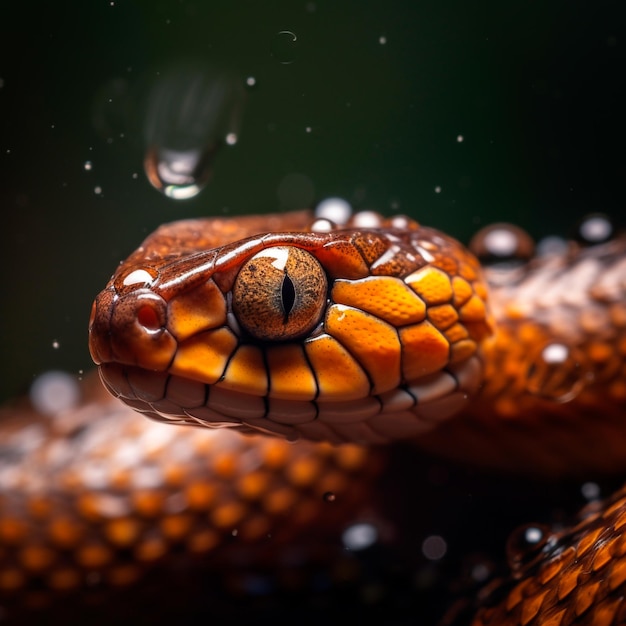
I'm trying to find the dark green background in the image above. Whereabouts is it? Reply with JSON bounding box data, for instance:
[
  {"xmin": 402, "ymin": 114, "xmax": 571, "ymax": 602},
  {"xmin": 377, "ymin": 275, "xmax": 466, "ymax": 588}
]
[{"xmin": 1, "ymin": 0, "xmax": 624, "ymax": 403}]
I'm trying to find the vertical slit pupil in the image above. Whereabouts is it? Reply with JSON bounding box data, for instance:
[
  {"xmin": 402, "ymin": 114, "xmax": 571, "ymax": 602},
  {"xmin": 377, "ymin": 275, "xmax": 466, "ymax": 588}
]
[{"xmin": 281, "ymin": 273, "xmax": 296, "ymax": 319}]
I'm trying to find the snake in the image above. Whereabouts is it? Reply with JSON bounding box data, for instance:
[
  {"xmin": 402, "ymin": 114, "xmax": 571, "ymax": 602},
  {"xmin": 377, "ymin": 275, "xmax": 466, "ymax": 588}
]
[{"xmin": 2, "ymin": 208, "xmax": 626, "ymax": 624}]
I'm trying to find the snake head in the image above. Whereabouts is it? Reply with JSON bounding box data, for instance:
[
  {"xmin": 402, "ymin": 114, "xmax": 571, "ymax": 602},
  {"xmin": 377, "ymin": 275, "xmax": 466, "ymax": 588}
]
[{"xmin": 89, "ymin": 212, "xmax": 493, "ymax": 443}]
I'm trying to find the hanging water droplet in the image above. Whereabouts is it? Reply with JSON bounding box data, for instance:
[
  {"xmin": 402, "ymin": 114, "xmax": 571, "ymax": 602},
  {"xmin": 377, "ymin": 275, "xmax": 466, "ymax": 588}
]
[
  {"xmin": 143, "ymin": 65, "xmax": 246, "ymax": 200},
  {"xmin": 270, "ymin": 31, "xmax": 298, "ymax": 64}
]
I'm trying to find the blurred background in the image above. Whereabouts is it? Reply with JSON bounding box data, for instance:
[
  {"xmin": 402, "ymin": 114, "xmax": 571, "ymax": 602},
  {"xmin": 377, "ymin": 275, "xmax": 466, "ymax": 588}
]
[{"xmin": 0, "ymin": 0, "xmax": 624, "ymax": 401}]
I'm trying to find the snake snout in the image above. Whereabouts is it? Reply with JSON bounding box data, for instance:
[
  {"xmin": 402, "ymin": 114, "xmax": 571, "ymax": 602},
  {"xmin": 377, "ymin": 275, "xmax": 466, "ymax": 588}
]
[{"xmin": 88, "ymin": 287, "xmax": 177, "ymax": 371}]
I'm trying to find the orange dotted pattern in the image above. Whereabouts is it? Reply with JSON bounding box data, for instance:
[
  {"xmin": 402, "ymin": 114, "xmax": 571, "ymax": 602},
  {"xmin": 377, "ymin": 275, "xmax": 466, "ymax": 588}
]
[{"xmin": 0, "ymin": 373, "xmax": 381, "ymax": 610}]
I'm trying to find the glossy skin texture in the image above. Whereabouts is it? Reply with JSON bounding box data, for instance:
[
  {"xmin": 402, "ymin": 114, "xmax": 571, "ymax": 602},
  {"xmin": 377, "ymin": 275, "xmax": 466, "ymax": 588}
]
[
  {"xmin": 2, "ymin": 211, "xmax": 626, "ymax": 624},
  {"xmin": 89, "ymin": 211, "xmax": 492, "ymax": 444}
]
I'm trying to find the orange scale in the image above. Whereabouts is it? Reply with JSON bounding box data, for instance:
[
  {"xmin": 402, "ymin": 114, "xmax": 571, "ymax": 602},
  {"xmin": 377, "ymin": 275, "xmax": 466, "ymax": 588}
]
[
  {"xmin": 305, "ymin": 334, "xmax": 370, "ymax": 400},
  {"xmin": 170, "ymin": 327, "xmax": 237, "ymax": 384},
  {"xmin": 266, "ymin": 344, "xmax": 317, "ymax": 400},
  {"xmin": 427, "ymin": 304, "xmax": 459, "ymax": 331},
  {"xmin": 325, "ymin": 305, "xmax": 401, "ymax": 394},
  {"xmin": 399, "ymin": 321, "xmax": 450, "ymax": 380},
  {"xmin": 451, "ymin": 276, "xmax": 474, "ymax": 308},
  {"xmin": 332, "ymin": 276, "xmax": 426, "ymax": 326},
  {"xmin": 220, "ymin": 344, "xmax": 268, "ymax": 396},
  {"xmin": 444, "ymin": 323, "xmax": 469, "ymax": 343},
  {"xmin": 449, "ymin": 339, "xmax": 477, "ymax": 364},
  {"xmin": 167, "ymin": 280, "xmax": 226, "ymax": 341},
  {"xmin": 405, "ymin": 267, "xmax": 453, "ymax": 305},
  {"xmin": 458, "ymin": 294, "xmax": 487, "ymax": 322}
]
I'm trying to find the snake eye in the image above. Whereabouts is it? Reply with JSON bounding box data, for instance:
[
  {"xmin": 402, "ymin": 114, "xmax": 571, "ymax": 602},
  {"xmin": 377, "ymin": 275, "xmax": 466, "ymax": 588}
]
[{"xmin": 232, "ymin": 246, "xmax": 328, "ymax": 342}]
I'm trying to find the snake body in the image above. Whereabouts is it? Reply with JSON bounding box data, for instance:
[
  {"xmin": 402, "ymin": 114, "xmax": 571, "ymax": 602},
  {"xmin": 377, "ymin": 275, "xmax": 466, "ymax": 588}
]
[{"xmin": 2, "ymin": 209, "xmax": 626, "ymax": 624}]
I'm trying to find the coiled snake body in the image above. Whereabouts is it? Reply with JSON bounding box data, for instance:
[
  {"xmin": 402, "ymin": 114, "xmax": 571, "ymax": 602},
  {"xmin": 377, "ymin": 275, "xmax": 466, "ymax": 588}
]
[{"xmin": 2, "ymin": 209, "xmax": 626, "ymax": 624}]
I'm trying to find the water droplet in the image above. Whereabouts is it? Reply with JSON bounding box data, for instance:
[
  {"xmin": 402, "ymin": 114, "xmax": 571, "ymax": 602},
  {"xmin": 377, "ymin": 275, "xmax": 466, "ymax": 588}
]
[
  {"xmin": 143, "ymin": 66, "xmax": 245, "ymax": 200},
  {"xmin": 581, "ymin": 481, "xmax": 601, "ymax": 501},
  {"xmin": 52, "ymin": 340, "xmax": 60, "ymax": 349},
  {"xmin": 323, "ymin": 491, "xmax": 336, "ymax": 502},
  {"xmin": 576, "ymin": 213, "xmax": 614, "ymax": 245},
  {"xmin": 30, "ymin": 370, "xmax": 80, "ymax": 416},
  {"xmin": 94, "ymin": 185, "xmax": 103, "ymax": 195},
  {"xmin": 270, "ymin": 30, "xmax": 298, "ymax": 64},
  {"xmin": 506, "ymin": 524, "xmax": 550, "ymax": 571},
  {"xmin": 245, "ymin": 76, "xmax": 257, "ymax": 88},
  {"xmin": 421, "ymin": 535, "xmax": 447, "ymax": 561},
  {"xmin": 342, "ymin": 522, "xmax": 378, "ymax": 550},
  {"xmin": 526, "ymin": 342, "xmax": 591, "ymax": 402},
  {"xmin": 378, "ymin": 36, "xmax": 387, "ymax": 45},
  {"xmin": 434, "ymin": 185, "xmax": 442, "ymax": 193},
  {"xmin": 315, "ymin": 197, "xmax": 352, "ymax": 225},
  {"xmin": 84, "ymin": 161, "xmax": 93, "ymax": 171},
  {"xmin": 456, "ymin": 134, "xmax": 464, "ymax": 142},
  {"xmin": 305, "ymin": 126, "xmax": 312, "ymax": 133}
]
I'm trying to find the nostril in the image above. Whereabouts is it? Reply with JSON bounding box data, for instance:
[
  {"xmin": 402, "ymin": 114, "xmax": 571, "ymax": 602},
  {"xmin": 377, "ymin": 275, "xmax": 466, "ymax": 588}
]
[{"xmin": 137, "ymin": 303, "xmax": 162, "ymax": 331}]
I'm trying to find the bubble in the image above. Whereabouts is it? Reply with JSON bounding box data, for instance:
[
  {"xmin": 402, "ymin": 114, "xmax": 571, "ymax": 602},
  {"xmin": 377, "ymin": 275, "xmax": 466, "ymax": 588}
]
[
  {"xmin": 421, "ymin": 535, "xmax": 447, "ymax": 561},
  {"xmin": 270, "ymin": 30, "xmax": 298, "ymax": 64},
  {"xmin": 315, "ymin": 197, "xmax": 352, "ymax": 225},
  {"xmin": 341, "ymin": 522, "xmax": 378, "ymax": 551},
  {"xmin": 30, "ymin": 370, "xmax": 80, "ymax": 416},
  {"xmin": 577, "ymin": 213, "xmax": 614, "ymax": 245},
  {"xmin": 581, "ymin": 481, "xmax": 601, "ymax": 501}
]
